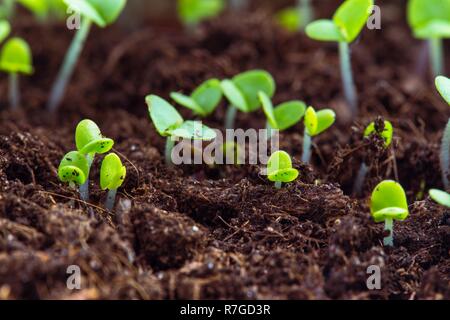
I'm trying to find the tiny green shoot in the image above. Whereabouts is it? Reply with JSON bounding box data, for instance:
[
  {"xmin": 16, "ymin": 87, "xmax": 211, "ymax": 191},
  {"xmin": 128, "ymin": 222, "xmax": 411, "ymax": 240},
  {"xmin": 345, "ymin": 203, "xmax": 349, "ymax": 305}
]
[
  {"xmin": 429, "ymin": 188, "xmax": 450, "ymax": 208},
  {"xmin": 436, "ymin": 75, "xmax": 450, "ymax": 188},
  {"xmin": 0, "ymin": 37, "xmax": 33, "ymax": 109},
  {"xmin": 306, "ymin": 0, "xmax": 373, "ymax": 116},
  {"xmin": 302, "ymin": 106, "xmax": 336, "ymax": 163},
  {"xmin": 170, "ymin": 79, "xmax": 223, "ymax": 117},
  {"xmin": 47, "ymin": 0, "xmax": 127, "ymax": 111},
  {"xmin": 146, "ymin": 94, "xmax": 217, "ymax": 165},
  {"xmin": 276, "ymin": 0, "xmax": 313, "ymax": 32},
  {"xmin": 177, "ymin": 0, "xmax": 224, "ymax": 29},
  {"xmin": 370, "ymin": 180, "xmax": 409, "ymax": 247},
  {"xmin": 58, "ymin": 150, "xmax": 89, "ymax": 196},
  {"xmin": 221, "ymin": 70, "xmax": 276, "ymax": 129},
  {"xmin": 100, "ymin": 153, "xmax": 126, "ymax": 211},
  {"xmin": 267, "ymin": 150, "xmax": 299, "ymax": 189},
  {"xmin": 75, "ymin": 119, "xmax": 114, "ymax": 201},
  {"xmin": 354, "ymin": 120, "xmax": 394, "ymax": 195},
  {"xmin": 259, "ymin": 91, "xmax": 306, "ymax": 139},
  {"xmin": 407, "ymin": 0, "xmax": 450, "ymax": 77}
]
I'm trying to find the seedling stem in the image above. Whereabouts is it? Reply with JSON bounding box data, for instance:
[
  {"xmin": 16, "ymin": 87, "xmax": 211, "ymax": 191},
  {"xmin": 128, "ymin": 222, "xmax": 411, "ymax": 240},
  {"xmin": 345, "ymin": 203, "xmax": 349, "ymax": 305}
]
[
  {"xmin": 339, "ymin": 41, "xmax": 358, "ymax": 116},
  {"xmin": 298, "ymin": 0, "xmax": 312, "ymax": 28},
  {"xmin": 430, "ymin": 38, "xmax": 444, "ymax": 77},
  {"xmin": 9, "ymin": 72, "xmax": 19, "ymax": 109},
  {"xmin": 79, "ymin": 152, "xmax": 94, "ymax": 201},
  {"xmin": 302, "ymin": 130, "xmax": 312, "ymax": 163},
  {"xmin": 441, "ymin": 119, "xmax": 450, "ymax": 188},
  {"xmin": 353, "ymin": 162, "xmax": 369, "ymax": 195},
  {"xmin": 165, "ymin": 137, "xmax": 175, "ymax": 166},
  {"xmin": 105, "ymin": 188, "xmax": 118, "ymax": 211},
  {"xmin": 48, "ymin": 18, "xmax": 92, "ymax": 112},
  {"xmin": 275, "ymin": 181, "xmax": 282, "ymax": 189},
  {"xmin": 225, "ymin": 105, "xmax": 237, "ymax": 129},
  {"xmin": 384, "ymin": 217, "xmax": 394, "ymax": 247}
]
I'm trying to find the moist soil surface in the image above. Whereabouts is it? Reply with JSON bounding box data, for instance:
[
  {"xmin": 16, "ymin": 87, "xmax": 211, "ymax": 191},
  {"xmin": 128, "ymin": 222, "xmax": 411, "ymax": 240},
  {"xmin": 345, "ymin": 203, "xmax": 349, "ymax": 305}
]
[{"xmin": 0, "ymin": 1, "xmax": 449, "ymax": 299}]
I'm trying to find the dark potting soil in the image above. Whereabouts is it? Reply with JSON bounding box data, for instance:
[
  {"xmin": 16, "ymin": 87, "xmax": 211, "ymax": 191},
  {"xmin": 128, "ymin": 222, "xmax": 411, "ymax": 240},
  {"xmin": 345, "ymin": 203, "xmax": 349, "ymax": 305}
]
[{"xmin": 0, "ymin": 1, "xmax": 448, "ymax": 299}]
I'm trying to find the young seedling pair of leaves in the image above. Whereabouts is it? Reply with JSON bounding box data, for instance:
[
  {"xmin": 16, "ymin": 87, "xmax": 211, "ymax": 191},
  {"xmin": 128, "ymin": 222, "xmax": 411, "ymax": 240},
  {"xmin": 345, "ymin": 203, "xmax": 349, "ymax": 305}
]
[
  {"xmin": 370, "ymin": 180, "xmax": 409, "ymax": 247},
  {"xmin": 302, "ymin": 106, "xmax": 336, "ymax": 163},
  {"xmin": 170, "ymin": 79, "xmax": 223, "ymax": 117},
  {"xmin": 0, "ymin": 27, "xmax": 33, "ymax": 109},
  {"xmin": 275, "ymin": 0, "xmax": 313, "ymax": 32},
  {"xmin": 267, "ymin": 150, "xmax": 299, "ymax": 189},
  {"xmin": 177, "ymin": 0, "xmax": 224, "ymax": 29},
  {"xmin": 47, "ymin": 0, "xmax": 127, "ymax": 111},
  {"xmin": 407, "ymin": 0, "xmax": 450, "ymax": 77},
  {"xmin": 436, "ymin": 76, "xmax": 450, "ymax": 188},
  {"xmin": 306, "ymin": 0, "xmax": 373, "ymax": 117},
  {"xmin": 353, "ymin": 120, "xmax": 394, "ymax": 195},
  {"xmin": 16, "ymin": 0, "xmax": 67, "ymax": 21},
  {"xmin": 259, "ymin": 91, "xmax": 306, "ymax": 139},
  {"xmin": 146, "ymin": 95, "xmax": 217, "ymax": 165},
  {"xmin": 221, "ymin": 70, "xmax": 276, "ymax": 129}
]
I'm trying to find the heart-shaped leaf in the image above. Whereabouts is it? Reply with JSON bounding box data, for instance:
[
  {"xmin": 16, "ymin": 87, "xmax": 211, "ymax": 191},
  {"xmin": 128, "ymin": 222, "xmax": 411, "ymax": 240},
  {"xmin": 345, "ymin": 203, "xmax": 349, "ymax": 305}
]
[
  {"xmin": 170, "ymin": 92, "xmax": 204, "ymax": 116},
  {"xmin": 75, "ymin": 119, "xmax": 114, "ymax": 155},
  {"xmin": 100, "ymin": 153, "xmax": 126, "ymax": 190},
  {"xmin": 306, "ymin": 19, "xmax": 344, "ymax": 42},
  {"xmin": 370, "ymin": 180, "xmax": 409, "ymax": 223},
  {"xmin": 232, "ymin": 70, "xmax": 276, "ymax": 112},
  {"xmin": 58, "ymin": 151, "xmax": 89, "ymax": 186},
  {"xmin": 191, "ymin": 79, "xmax": 222, "ymax": 115},
  {"xmin": 274, "ymin": 101, "xmax": 306, "ymax": 131},
  {"xmin": 221, "ymin": 79, "xmax": 248, "ymax": 112},
  {"xmin": 146, "ymin": 95, "xmax": 184, "ymax": 137},
  {"xmin": 407, "ymin": 0, "xmax": 450, "ymax": 38},
  {"xmin": 0, "ymin": 37, "xmax": 33, "ymax": 75},
  {"xmin": 333, "ymin": 0, "xmax": 373, "ymax": 43},
  {"xmin": 267, "ymin": 151, "xmax": 299, "ymax": 183}
]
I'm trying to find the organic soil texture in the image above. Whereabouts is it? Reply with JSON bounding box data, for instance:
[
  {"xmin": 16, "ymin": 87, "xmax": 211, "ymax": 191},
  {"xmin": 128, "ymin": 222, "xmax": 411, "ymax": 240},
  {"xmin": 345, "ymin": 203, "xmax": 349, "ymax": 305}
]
[{"xmin": 0, "ymin": 1, "xmax": 449, "ymax": 299}]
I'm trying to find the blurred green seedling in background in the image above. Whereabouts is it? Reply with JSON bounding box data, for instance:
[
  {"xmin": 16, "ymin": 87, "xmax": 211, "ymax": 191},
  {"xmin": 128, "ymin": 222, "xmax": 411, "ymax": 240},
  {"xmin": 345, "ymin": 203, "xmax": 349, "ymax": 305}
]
[
  {"xmin": 171, "ymin": 79, "xmax": 223, "ymax": 117},
  {"xmin": 370, "ymin": 180, "xmax": 409, "ymax": 247},
  {"xmin": 306, "ymin": 0, "xmax": 373, "ymax": 117},
  {"xmin": 0, "ymin": 37, "xmax": 33, "ymax": 109},
  {"xmin": 146, "ymin": 94, "xmax": 216, "ymax": 166},
  {"xmin": 101, "ymin": 153, "xmax": 126, "ymax": 211},
  {"xmin": 266, "ymin": 150, "xmax": 299, "ymax": 189},
  {"xmin": 407, "ymin": 0, "xmax": 450, "ymax": 77},
  {"xmin": 259, "ymin": 91, "xmax": 306, "ymax": 139},
  {"xmin": 302, "ymin": 106, "xmax": 336, "ymax": 163},
  {"xmin": 75, "ymin": 119, "xmax": 114, "ymax": 201},
  {"xmin": 47, "ymin": 0, "xmax": 127, "ymax": 111},
  {"xmin": 221, "ymin": 70, "xmax": 275, "ymax": 129},
  {"xmin": 275, "ymin": 0, "xmax": 313, "ymax": 32},
  {"xmin": 429, "ymin": 189, "xmax": 450, "ymax": 208},
  {"xmin": 353, "ymin": 120, "xmax": 394, "ymax": 195},
  {"xmin": 436, "ymin": 76, "xmax": 450, "ymax": 188},
  {"xmin": 177, "ymin": 0, "xmax": 224, "ymax": 29},
  {"xmin": 0, "ymin": 20, "xmax": 10, "ymax": 42},
  {"xmin": 58, "ymin": 150, "xmax": 89, "ymax": 197}
]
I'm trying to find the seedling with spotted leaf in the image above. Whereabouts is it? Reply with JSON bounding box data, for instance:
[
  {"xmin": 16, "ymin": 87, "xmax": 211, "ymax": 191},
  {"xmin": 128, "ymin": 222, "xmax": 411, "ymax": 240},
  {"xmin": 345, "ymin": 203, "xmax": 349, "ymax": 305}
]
[
  {"xmin": 370, "ymin": 180, "xmax": 409, "ymax": 247},
  {"xmin": 48, "ymin": 0, "xmax": 127, "ymax": 111},
  {"xmin": 221, "ymin": 70, "xmax": 275, "ymax": 129},
  {"xmin": 0, "ymin": 37, "xmax": 33, "ymax": 109},
  {"xmin": 306, "ymin": 0, "xmax": 373, "ymax": 116},
  {"xmin": 302, "ymin": 106, "xmax": 336, "ymax": 163},
  {"xmin": 171, "ymin": 79, "xmax": 223, "ymax": 117},
  {"xmin": 58, "ymin": 150, "xmax": 89, "ymax": 197},
  {"xmin": 101, "ymin": 153, "xmax": 126, "ymax": 211},
  {"xmin": 267, "ymin": 151, "xmax": 299, "ymax": 189},
  {"xmin": 407, "ymin": 0, "xmax": 450, "ymax": 77},
  {"xmin": 146, "ymin": 94, "xmax": 216, "ymax": 165},
  {"xmin": 75, "ymin": 119, "xmax": 114, "ymax": 201},
  {"xmin": 353, "ymin": 120, "xmax": 394, "ymax": 195},
  {"xmin": 436, "ymin": 76, "xmax": 450, "ymax": 188}
]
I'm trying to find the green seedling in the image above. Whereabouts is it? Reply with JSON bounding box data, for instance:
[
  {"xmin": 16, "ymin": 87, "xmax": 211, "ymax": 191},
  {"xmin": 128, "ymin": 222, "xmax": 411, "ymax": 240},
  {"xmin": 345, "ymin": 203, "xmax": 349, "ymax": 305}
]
[
  {"xmin": 101, "ymin": 153, "xmax": 126, "ymax": 211},
  {"xmin": 0, "ymin": 20, "xmax": 10, "ymax": 42},
  {"xmin": 267, "ymin": 150, "xmax": 299, "ymax": 189},
  {"xmin": 429, "ymin": 189, "xmax": 450, "ymax": 208},
  {"xmin": 306, "ymin": 0, "xmax": 373, "ymax": 116},
  {"xmin": 276, "ymin": 0, "xmax": 313, "ymax": 32},
  {"xmin": 177, "ymin": 0, "xmax": 224, "ymax": 29},
  {"xmin": 436, "ymin": 75, "xmax": 450, "ymax": 188},
  {"xmin": 407, "ymin": 0, "xmax": 450, "ymax": 77},
  {"xmin": 221, "ymin": 70, "xmax": 276, "ymax": 129},
  {"xmin": 146, "ymin": 94, "xmax": 216, "ymax": 165},
  {"xmin": 0, "ymin": 0, "xmax": 15, "ymax": 19},
  {"xmin": 75, "ymin": 119, "xmax": 114, "ymax": 201},
  {"xmin": 302, "ymin": 106, "xmax": 336, "ymax": 163},
  {"xmin": 15, "ymin": 0, "xmax": 67, "ymax": 21},
  {"xmin": 259, "ymin": 91, "xmax": 306, "ymax": 139},
  {"xmin": 370, "ymin": 180, "xmax": 409, "ymax": 247},
  {"xmin": 170, "ymin": 79, "xmax": 223, "ymax": 117},
  {"xmin": 0, "ymin": 37, "xmax": 33, "ymax": 109},
  {"xmin": 58, "ymin": 150, "xmax": 89, "ymax": 197},
  {"xmin": 353, "ymin": 120, "xmax": 394, "ymax": 195},
  {"xmin": 47, "ymin": 0, "xmax": 127, "ymax": 111}
]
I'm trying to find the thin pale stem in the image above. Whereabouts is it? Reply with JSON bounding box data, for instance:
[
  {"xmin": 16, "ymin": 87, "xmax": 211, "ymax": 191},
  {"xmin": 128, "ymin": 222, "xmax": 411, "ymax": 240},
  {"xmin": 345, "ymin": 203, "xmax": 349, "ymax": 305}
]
[
  {"xmin": 440, "ymin": 119, "xmax": 450, "ymax": 189},
  {"xmin": 275, "ymin": 181, "xmax": 282, "ymax": 189},
  {"xmin": 105, "ymin": 189, "xmax": 118, "ymax": 211},
  {"xmin": 298, "ymin": 0, "xmax": 313, "ymax": 30},
  {"xmin": 266, "ymin": 122, "xmax": 273, "ymax": 141},
  {"xmin": 429, "ymin": 38, "xmax": 444, "ymax": 78},
  {"xmin": 79, "ymin": 153, "xmax": 94, "ymax": 202},
  {"xmin": 47, "ymin": 18, "xmax": 92, "ymax": 112},
  {"xmin": 225, "ymin": 105, "xmax": 237, "ymax": 129},
  {"xmin": 339, "ymin": 41, "xmax": 358, "ymax": 117},
  {"xmin": 9, "ymin": 72, "xmax": 19, "ymax": 109},
  {"xmin": 302, "ymin": 130, "xmax": 312, "ymax": 163},
  {"xmin": 165, "ymin": 137, "xmax": 175, "ymax": 166},
  {"xmin": 353, "ymin": 162, "xmax": 369, "ymax": 196},
  {"xmin": 383, "ymin": 218, "xmax": 394, "ymax": 247}
]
